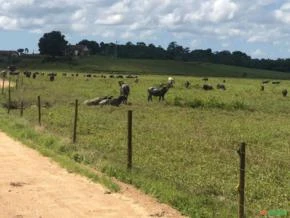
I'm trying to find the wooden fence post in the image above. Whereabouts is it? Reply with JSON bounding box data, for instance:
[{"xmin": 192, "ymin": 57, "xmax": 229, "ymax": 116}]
[
  {"xmin": 21, "ymin": 75, "xmax": 24, "ymax": 86},
  {"xmin": 7, "ymin": 77, "xmax": 11, "ymax": 114},
  {"xmin": 73, "ymin": 99, "xmax": 78, "ymax": 143},
  {"xmin": 15, "ymin": 77, "xmax": 18, "ymax": 90},
  {"xmin": 1, "ymin": 75, "xmax": 5, "ymax": 94},
  {"xmin": 127, "ymin": 110, "xmax": 133, "ymax": 170},
  {"xmin": 37, "ymin": 96, "xmax": 41, "ymax": 126},
  {"xmin": 20, "ymin": 101, "xmax": 24, "ymax": 117},
  {"xmin": 237, "ymin": 142, "xmax": 246, "ymax": 218}
]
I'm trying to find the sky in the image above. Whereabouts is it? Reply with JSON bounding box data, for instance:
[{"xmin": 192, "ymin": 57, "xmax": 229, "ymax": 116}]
[{"xmin": 0, "ymin": 0, "xmax": 290, "ymax": 59}]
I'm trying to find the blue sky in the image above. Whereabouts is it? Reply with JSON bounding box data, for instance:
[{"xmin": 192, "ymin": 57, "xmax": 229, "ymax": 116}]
[{"xmin": 0, "ymin": 0, "xmax": 290, "ymax": 59}]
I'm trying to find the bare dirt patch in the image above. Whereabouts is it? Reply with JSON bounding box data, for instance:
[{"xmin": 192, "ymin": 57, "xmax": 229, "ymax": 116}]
[{"xmin": 0, "ymin": 131, "xmax": 186, "ymax": 218}]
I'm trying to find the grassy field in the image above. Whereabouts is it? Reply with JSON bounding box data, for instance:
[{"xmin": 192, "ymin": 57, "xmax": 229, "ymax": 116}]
[
  {"xmin": 3, "ymin": 54, "xmax": 290, "ymax": 79},
  {"xmin": 0, "ymin": 67, "xmax": 289, "ymax": 217}
]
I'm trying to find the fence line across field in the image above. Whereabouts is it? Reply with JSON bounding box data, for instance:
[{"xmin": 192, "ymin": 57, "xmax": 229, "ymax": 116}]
[{"xmin": 3, "ymin": 88, "xmax": 289, "ymax": 217}]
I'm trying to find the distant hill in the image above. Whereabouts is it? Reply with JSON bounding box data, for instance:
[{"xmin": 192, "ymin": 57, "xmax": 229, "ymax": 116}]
[{"xmin": 1, "ymin": 55, "xmax": 290, "ymax": 79}]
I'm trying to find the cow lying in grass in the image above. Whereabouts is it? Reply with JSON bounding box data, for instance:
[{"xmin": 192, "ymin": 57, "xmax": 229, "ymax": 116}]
[
  {"xmin": 83, "ymin": 96, "xmax": 113, "ymax": 106},
  {"xmin": 203, "ymin": 84, "xmax": 213, "ymax": 90},
  {"xmin": 84, "ymin": 95, "xmax": 127, "ymax": 107}
]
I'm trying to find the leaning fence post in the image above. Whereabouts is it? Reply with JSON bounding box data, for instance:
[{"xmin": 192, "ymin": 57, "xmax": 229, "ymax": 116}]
[
  {"xmin": 73, "ymin": 99, "xmax": 78, "ymax": 143},
  {"xmin": 127, "ymin": 110, "xmax": 133, "ymax": 170},
  {"xmin": 237, "ymin": 142, "xmax": 246, "ymax": 218},
  {"xmin": 37, "ymin": 96, "xmax": 41, "ymax": 125},
  {"xmin": 7, "ymin": 77, "xmax": 11, "ymax": 114}
]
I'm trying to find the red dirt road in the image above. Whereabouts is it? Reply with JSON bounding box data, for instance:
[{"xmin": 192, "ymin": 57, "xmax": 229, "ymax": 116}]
[{"xmin": 0, "ymin": 131, "xmax": 185, "ymax": 218}]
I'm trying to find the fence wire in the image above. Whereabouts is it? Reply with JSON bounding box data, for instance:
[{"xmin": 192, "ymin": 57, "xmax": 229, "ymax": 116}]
[{"xmin": 1, "ymin": 78, "xmax": 290, "ymax": 217}]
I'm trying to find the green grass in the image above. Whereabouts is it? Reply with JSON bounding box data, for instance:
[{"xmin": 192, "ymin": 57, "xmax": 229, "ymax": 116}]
[
  {"xmin": 0, "ymin": 106, "xmax": 119, "ymax": 192},
  {"xmin": 0, "ymin": 70, "xmax": 289, "ymax": 217},
  {"xmin": 2, "ymin": 55, "xmax": 290, "ymax": 79}
]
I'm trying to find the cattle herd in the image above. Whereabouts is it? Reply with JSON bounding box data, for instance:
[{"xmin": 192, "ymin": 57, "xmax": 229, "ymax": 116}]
[{"xmin": 1, "ymin": 68, "xmax": 289, "ymax": 109}]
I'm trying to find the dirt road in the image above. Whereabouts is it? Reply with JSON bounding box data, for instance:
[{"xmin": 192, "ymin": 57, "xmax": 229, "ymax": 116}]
[{"xmin": 0, "ymin": 131, "xmax": 185, "ymax": 218}]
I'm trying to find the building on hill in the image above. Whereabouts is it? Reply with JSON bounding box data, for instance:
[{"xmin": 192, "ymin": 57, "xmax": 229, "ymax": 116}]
[
  {"xmin": 65, "ymin": 44, "xmax": 89, "ymax": 56},
  {"xmin": 0, "ymin": 50, "xmax": 19, "ymax": 57}
]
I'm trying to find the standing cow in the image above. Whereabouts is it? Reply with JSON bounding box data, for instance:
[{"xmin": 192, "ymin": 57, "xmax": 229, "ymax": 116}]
[{"xmin": 119, "ymin": 81, "xmax": 130, "ymax": 104}]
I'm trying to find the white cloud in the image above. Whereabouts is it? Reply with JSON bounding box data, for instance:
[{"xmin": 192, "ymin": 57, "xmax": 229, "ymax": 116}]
[
  {"xmin": 275, "ymin": 3, "xmax": 290, "ymax": 24},
  {"xmin": 121, "ymin": 31, "xmax": 134, "ymax": 39},
  {"xmin": 222, "ymin": 43, "xmax": 230, "ymax": 48},
  {"xmin": 95, "ymin": 14, "xmax": 124, "ymax": 25},
  {"xmin": 101, "ymin": 30, "xmax": 115, "ymax": 38},
  {"xmin": 184, "ymin": 0, "xmax": 238, "ymax": 23},
  {"xmin": 204, "ymin": 0, "xmax": 238, "ymax": 22},
  {"xmin": 0, "ymin": 0, "xmax": 290, "ymax": 58},
  {"xmin": 190, "ymin": 40, "xmax": 199, "ymax": 49},
  {"xmin": 158, "ymin": 12, "xmax": 181, "ymax": 26},
  {"xmin": 0, "ymin": 16, "xmax": 19, "ymax": 30},
  {"xmin": 251, "ymin": 49, "xmax": 266, "ymax": 58}
]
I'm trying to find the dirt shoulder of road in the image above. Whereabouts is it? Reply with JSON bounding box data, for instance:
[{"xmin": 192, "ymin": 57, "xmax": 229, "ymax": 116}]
[{"xmin": 0, "ymin": 130, "xmax": 186, "ymax": 218}]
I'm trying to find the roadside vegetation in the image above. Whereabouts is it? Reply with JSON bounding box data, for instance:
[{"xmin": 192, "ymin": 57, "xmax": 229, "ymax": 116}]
[{"xmin": 0, "ymin": 62, "xmax": 289, "ymax": 217}]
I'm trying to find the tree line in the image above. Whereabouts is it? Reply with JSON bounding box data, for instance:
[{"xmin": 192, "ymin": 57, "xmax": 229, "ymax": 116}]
[{"xmin": 38, "ymin": 31, "xmax": 290, "ymax": 73}]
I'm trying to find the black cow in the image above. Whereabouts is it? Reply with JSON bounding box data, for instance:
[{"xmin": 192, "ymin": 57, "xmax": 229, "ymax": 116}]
[
  {"xmin": 203, "ymin": 84, "xmax": 213, "ymax": 90},
  {"xmin": 148, "ymin": 85, "xmax": 170, "ymax": 101}
]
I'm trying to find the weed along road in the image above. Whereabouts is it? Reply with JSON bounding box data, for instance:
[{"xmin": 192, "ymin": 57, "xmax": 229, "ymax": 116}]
[{"xmin": 0, "ymin": 131, "xmax": 185, "ymax": 218}]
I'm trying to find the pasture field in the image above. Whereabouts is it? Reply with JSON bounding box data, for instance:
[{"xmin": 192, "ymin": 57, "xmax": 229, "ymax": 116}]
[
  {"xmin": 0, "ymin": 72, "xmax": 289, "ymax": 217},
  {"xmin": 3, "ymin": 54, "xmax": 290, "ymax": 79}
]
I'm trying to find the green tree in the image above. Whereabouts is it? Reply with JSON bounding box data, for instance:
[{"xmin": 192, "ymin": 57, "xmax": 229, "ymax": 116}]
[
  {"xmin": 38, "ymin": 31, "xmax": 68, "ymax": 56},
  {"xmin": 77, "ymin": 40, "xmax": 100, "ymax": 55},
  {"xmin": 166, "ymin": 41, "xmax": 186, "ymax": 60}
]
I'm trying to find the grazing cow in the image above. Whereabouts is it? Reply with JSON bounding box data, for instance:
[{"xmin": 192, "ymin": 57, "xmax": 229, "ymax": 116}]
[
  {"xmin": 9, "ymin": 71, "xmax": 20, "ymax": 76},
  {"xmin": 148, "ymin": 84, "xmax": 170, "ymax": 102},
  {"xmin": 184, "ymin": 81, "xmax": 190, "ymax": 88},
  {"xmin": 7, "ymin": 65, "xmax": 17, "ymax": 72},
  {"xmin": 126, "ymin": 74, "xmax": 136, "ymax": 78},
  {"xmin": 24, "ymin": 71, "xmax": 31, "ymax": 78},
  {"xmin": 282, "ymin": 89, "xmax": 288, "ymax": 97},
  {"xmin": 48, "ymin": 72, "xmax": 57, "ymax": 81},
  {"xmin": 272, "ymin": 81, "xmax": 280, "ymax": 84},
  {"xmin": 119, "ymin": 81, "xmax": 130, "ymax": 104},
  {"xmin": 168, "ymin": 77, "xmax": 175, "ymax": 87},
  {"xmin": 262, "ymin": 80, "xmax": 270, "ymax": 84},
  {"xmin": 216, "ymin": 84, "xmax": 226, "ymax": 90},
  {"xmin": 203, "ymin": 84, "xmax": 213, "ymax": 90},
  {"xmin": 261, "ymin": 85, "xmax": 264, "ymax": 91}
]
